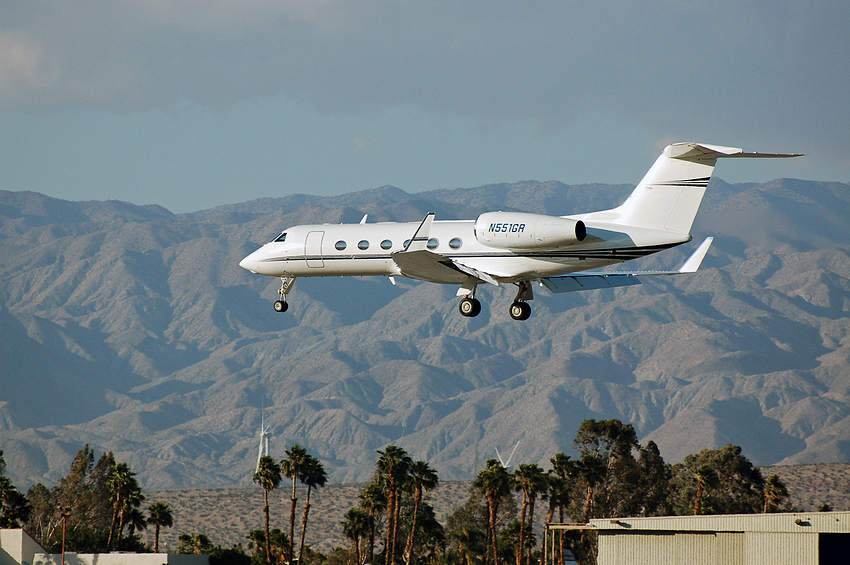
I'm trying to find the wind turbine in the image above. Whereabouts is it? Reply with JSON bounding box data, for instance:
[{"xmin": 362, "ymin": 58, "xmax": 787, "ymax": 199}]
[
  {"xmin": 495, "ymin": 440, "xmax": 521, "ymax": 469},
  {"xmin": 255, "ymin": 410, "xmax": 270, "ymax": 473}
]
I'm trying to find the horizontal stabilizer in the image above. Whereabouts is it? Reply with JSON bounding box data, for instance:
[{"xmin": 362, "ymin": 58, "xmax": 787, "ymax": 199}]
[
  {"xmin": 666, "ymin": 143, "xmax": 804, "ymax": 161},
  {"xmin": 540, "ymin": 237, "xmax": 714, "ymax": 294}
]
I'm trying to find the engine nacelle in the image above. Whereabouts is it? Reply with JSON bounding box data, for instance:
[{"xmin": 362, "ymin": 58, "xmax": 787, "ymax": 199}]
[{"xmin": 474, "ymin": 212, "xmax": 586, "ymax": 250}]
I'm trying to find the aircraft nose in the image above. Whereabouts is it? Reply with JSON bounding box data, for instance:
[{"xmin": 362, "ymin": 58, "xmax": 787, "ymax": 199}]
[{"xmin": 239, "ymin": 251, "xmax": 261, "ymax": 273}]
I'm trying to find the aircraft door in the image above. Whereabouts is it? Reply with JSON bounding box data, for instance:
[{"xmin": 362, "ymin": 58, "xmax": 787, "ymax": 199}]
[{"xmin": 305, "ymin": 231, "xmax": 324, "ymax": 268}]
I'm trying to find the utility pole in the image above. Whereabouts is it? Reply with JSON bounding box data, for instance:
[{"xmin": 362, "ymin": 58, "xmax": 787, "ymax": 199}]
[{"xmin": 60, "ymin": 507, "xmax": 72, "ymax": 565}]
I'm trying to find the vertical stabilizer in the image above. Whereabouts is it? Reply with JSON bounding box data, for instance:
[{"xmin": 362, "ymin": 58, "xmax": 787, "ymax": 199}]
[{"xmin": 608, "ymin": 143, "xmax": 802, "ymax": 234}]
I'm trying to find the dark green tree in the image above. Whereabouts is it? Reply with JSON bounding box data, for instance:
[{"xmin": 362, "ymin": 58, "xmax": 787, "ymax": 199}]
[
  {"xmin": 633, "ymin": 441, "xmax": 672, "ymax": 517},
  {"xmin": 671, "ymin": 444, "xmax": 765, "ymax": 515},
  {"xmin": 147, "ymin": 501, "xmax": 174, "ymax": 552},
  {"xmin": 545, "ymin": 454, "xmax": 575, "ymax": 565},
  {"xmin": 472, "ymin": 459, "xmax": 512, "ymax": 565},
  {"xmin": 0, "ymin": 450, "xmax": 30, "ymax": 528},
  {"xmin": 26, "ymin": 447, "xmax": 116, "ymax": 552},
  {"xmin": 253, "ymin": 455, "xmax": 282, "ymax": 565},
  {"xmin": 511, "ymin": 463, "xmax": 546, "ymax": 565},
  {"xmin": 281, "ymin": 444, "xmax": 308, "ymax": 563},
  {"xmin": 298, "ymin": 454, "xmax": 328, "ymax": 564},
  {"xmin": 359, "ymin": 480, "xmax": 387, "ymax": 564},
  {"xmin": 341, "ymin": 508, "xmax": 370, "ymax": 565},
  {"xmin": 106, "ymin": 461, "xmax": 144, "ymax": 550},
  {"xmin": 375, "ymin": 444, "xmax": 412, "ymax": 565},
  {"xmin": 763, "ymin": 474, "xmax": 789, "ymax": 513},
  {"xmin": 403, "ymin": 460, "xmax": 439, "ymax": 565}
]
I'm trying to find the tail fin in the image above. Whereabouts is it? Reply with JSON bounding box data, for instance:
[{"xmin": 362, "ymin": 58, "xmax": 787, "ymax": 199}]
[{"xmin": 609, "ymin": 143, "xmax": 802, "ymax": 234}]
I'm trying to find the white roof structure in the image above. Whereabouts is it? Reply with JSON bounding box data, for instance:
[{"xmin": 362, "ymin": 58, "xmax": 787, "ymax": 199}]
[{"xmin": 586, "ymin": 512, "xmax": 850, "ymax": 565}]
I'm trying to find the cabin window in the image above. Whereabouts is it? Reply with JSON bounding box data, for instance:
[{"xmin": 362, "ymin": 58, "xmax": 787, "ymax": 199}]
[
  {"xmin": 273, "ymin": 232, "xmax": 287, "ymax": 242},
  {"xmin": 449, "ymin": 238, "xmax": 462, "ymax": 249},
  {"xmin": 427, "ymin": 238, "xmax": 439, "ymax": 250},
  {"xmin": 358, "ymin": 240, "xmax": 370, "ymax": 250},
  {"xmin": 381, "ymin": 240, "xmax": 393, "ymax": 250},
  {"xmin": 335, "ymin": 241, "xmax": 347, "ymax": 251},
  {"xmin": 403, "ymin": 239, "xmax": 410, "ymax": 248}
]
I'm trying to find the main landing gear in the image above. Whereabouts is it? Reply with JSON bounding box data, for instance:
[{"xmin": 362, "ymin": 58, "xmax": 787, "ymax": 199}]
[
  {"xmin": 459, "ymin": 296, "xmax": 482, "ymax": 317},
  {"xmin": 272, "ymin": 276, "xmax": 295, "ymax": 313},
  {"xmin": 457, "ymin": 281, "xmax": 534, "ymax": 320}
]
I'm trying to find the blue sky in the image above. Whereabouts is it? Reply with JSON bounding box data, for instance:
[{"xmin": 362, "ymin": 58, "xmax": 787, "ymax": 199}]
[{"xmin": 1, "ymin": 1, "xmax": 846, "ymax": 213}]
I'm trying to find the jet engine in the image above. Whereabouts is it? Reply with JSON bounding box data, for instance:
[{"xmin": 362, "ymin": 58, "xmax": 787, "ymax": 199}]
[{"xmin": 474, "ymin": 212, "xmax": 586, "ymax": 249}]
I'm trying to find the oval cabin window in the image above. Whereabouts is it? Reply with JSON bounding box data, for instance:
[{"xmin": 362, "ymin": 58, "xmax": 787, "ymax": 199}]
[
  {"xmin": 358, "ymin": 240, "xmax": 370, "ymax": 250},
  {"xmin": 335, "ymin": 241, "xmax": 347, "ymax": 251}
]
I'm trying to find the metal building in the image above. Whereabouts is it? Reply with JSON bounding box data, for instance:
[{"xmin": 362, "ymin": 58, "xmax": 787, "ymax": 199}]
[{"xmin": 586, "ymin": 512, "xmax": 850, "ymax": 565}]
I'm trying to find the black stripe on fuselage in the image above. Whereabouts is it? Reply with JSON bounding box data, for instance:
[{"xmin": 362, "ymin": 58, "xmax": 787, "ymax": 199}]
[{"xmin": 260, "ymin": 241, "xmax": 683, "ymax": 264}]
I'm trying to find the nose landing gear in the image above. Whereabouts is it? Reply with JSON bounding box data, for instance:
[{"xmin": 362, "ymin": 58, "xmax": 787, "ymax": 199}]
[{"xmin": 272, "ymin": 276, "xmax": 296, "ymax": 313}]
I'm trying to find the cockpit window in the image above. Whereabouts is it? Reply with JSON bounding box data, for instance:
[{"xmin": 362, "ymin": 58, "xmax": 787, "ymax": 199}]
[{"xmin": 273, "ymin": 232, "xmax": 287, "ymax": 242}]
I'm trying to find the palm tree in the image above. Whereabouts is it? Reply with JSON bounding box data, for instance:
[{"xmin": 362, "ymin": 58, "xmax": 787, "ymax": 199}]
[
  {"xmin": 106, "ymin": 462, "xmax": 143, "ymax": 551},
  {"xmin": 281, "ymin": 444, "xmax": 308, "ymax": 562},
  {"xmin": 298, "ymin": 454, "xmax": 328, "ymax": 564},
  {"xmin": 512, "ymin": 464, "xmax": 547, "ymax": 565},
  {"xmin": 118, "ymin": 485, "xmax": 145, "ymax": 546},
  {"xmin": 125, "ymin": 507, "xmax": 147, "ymax": 536},
  {"xmin": 375, "ymin": 445, "xmax": 412, "ymax": 565},
  {"xmin": 763, "ymin": 474, "xmax": 788, "ymax": 513},
  {"xmin": 254, "ymin": 454, "xmax": 282, "ymax": 565},
  {"xmin": 359, "ymin": 480, "xmax": 387, "ymax": 565},
  {"xmin": 472, "ymin": 459, "xmax": 511, "ymax": 565},
  {"xmin": 147, "ymin": 501, "xmax": 174, "ymax": 552},
  {"xmin": 403, "ymin": 460, "xmax": 439, "ymax": 565},
  {"xmin": 342, "ymin": 508, "xmax": 370, "ymax": 565},
  {"xmin": 693, "ymin": 464, "xmax": 719, "ymax": 515}
]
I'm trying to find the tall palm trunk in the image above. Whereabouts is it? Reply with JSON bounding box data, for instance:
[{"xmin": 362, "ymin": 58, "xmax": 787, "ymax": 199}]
[
  {"xmin": 542, "ymin": 498, "xmax": 556, "ymax": 565},
  {"xmin": 526, "ymin": 494, "xmax": 537, "ymax": 565},
  {"xmin": 289, "ymin": 477, "xmax": 298, "ymax": 563},
  {"xmin": 263, "ymin": 488, "xmax": 272, "ymax": 565},
  {"xmin": 487, "ymin": 493, "xmax": 499, "ymax": 565},
  {"xmin": 298, "ymin": 484, "xmax": 313, "ymax": 564},
  {"xmin": 516, "ymin": 489, "xmax": 528, "ymax": 565},
  {"xmin": 154, "ymin": 524, "xmax": 161, "ymax": 553},
  {"xmin": 403, "ymin": 486, "xmax": 423, "ymax": 565},
  {"xmin": 107, "ymin": 497, "xmax": 121, "ymax": 550},
  {"xmin": 695, "ymin": 482, "xmax": 704, "ymax": 515}
]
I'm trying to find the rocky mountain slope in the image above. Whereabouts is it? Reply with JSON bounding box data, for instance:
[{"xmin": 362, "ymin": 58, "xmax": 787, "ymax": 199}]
[{"xmin": 1, "ymin": 178, "xmax": 849, "ymax": 490}]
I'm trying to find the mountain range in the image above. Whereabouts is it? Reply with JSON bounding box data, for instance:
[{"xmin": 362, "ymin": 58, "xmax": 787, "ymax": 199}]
[{"xmin": 1, "ymin": 178, "xmax": 849, "ymax": 490}]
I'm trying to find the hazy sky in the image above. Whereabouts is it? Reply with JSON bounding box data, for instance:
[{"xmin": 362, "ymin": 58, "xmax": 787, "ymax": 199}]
[{"xmin": 1, "ymin": 1, "xmax": 846, "ymax": 213}]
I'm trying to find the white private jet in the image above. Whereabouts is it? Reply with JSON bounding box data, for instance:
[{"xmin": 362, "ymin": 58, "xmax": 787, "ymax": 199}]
[{"xmin": 239, "ymin": 142, "xmax": 801, "ymax": 320}]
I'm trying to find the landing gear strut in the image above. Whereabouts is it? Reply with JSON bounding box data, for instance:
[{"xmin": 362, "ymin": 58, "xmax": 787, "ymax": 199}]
[
  {"xmin": 273, "ymin": 276, "xmax": 296, "ymax": 313},
  {"xmin": 458, "ymin": 278, "xmax": 482, "ymax": 317},
  {"xmin": 509, "ymin": 281, "xmax": 533, "ymax": 320}
]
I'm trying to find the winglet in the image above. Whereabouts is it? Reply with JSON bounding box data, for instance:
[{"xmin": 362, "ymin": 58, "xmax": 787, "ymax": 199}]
[
  {"xmin": 678, "ymin": 237, "xmax": 714, "ymax": 273},
  {"xmin": 404, "ymin": 213, "xmax": 436, "ymax": 251}
]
